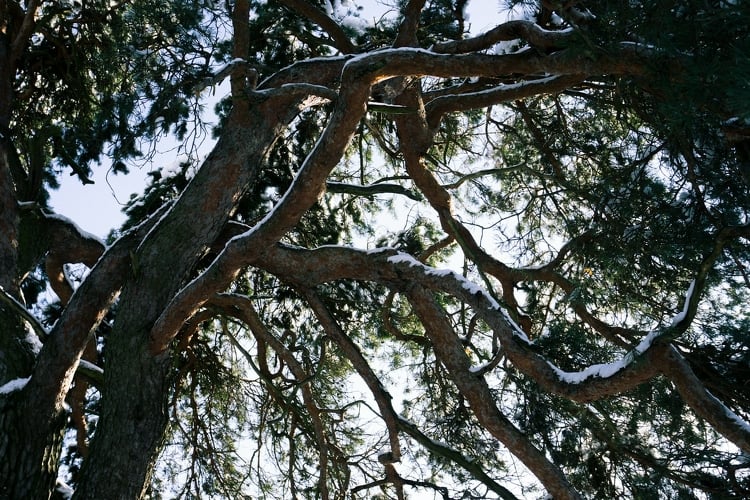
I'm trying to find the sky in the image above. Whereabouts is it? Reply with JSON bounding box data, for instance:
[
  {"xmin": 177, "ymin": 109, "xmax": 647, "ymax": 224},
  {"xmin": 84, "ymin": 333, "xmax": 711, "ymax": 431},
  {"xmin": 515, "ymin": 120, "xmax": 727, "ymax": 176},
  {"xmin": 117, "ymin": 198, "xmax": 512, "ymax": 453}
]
[{"xmin": 48, "ymin": 0, "xmax": 507, "ymax": 239}]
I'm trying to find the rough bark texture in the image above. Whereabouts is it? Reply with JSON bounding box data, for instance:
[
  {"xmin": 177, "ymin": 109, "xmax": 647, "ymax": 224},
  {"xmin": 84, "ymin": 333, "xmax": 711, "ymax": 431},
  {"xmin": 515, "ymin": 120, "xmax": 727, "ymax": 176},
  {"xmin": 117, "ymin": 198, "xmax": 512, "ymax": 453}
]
[
  {"xmin": 73, "ymin": 57, "xmax": 311, "ymax": 494},
  {"xmin": 74, "ymin": 123, "xmax": 273, "ymax": 497},
  {"xmin": 0, "ymin": 389, "xmax": 66, "ymax": 499}
]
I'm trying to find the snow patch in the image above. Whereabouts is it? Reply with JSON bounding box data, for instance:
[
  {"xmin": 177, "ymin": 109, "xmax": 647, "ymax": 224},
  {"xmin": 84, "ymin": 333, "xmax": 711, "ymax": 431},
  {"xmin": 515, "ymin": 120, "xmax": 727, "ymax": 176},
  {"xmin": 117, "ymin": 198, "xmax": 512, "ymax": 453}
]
[
  {"xmin": 79, "ymin": 359, "xmax": 104, "ymax": 376},
  {"xmin": 0, "ymin": 377, "xmax": 31, "ymax": 395},
  {"xmin": 552, "ymin": 325, "xmax": 674, "ymax": 385},
  {"xmin": 550, "ymin": 356, "xmax": 633, "ymax": 384},
  {"xmin": 45, "ymin": 212, "xmax": 105, "ymax": 247},
  {"xmin": 24, "ymin": 322, "xmax": 44, "ymax": 354},
  {"xmin": 55, "ymin": 479, "xmax": 74, "ymax": 500},
  {"xmin": 366, "ymin": 246, "xmax": 398, "ymax": 254},
  {"xmin": 634, "ymin": 329, "xmax": 661, "ymax": 354},
  {"xmin": 325, "ymin": 0, "xmax": 370, "ymax": 34},
  {"xmin": 670, "ymin": 280, "xmax": 695, "ymax": 326},
  {"xmin": 721, "ymin": 398, "xmax": 750, "ymax": 434}
]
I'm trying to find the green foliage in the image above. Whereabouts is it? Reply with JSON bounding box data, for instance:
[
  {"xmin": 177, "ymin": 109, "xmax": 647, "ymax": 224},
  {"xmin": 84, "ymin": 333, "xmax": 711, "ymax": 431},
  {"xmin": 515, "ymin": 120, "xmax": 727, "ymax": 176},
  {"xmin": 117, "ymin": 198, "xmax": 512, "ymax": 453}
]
[{"xmin": 8, "ymin": 0, "xmax": 219, "ymax": 201}]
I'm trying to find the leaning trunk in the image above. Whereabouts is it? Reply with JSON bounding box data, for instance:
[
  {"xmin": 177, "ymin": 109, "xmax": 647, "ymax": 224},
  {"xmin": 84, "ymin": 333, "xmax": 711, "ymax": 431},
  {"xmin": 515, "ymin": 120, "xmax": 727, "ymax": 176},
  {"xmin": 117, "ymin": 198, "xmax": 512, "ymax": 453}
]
[
  {"xmin": 73, "ymin": 112, "xmax": 285, "ymax": 497},
  {"xmin": 72, "ymin": 313, "xmax": 174, "ymax": 498}
]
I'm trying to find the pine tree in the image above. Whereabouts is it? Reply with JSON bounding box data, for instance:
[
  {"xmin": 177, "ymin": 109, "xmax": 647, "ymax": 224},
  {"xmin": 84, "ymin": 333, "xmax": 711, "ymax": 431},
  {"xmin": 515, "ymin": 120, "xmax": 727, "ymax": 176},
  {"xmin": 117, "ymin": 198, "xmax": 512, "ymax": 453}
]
[{"xmin": 1, "ymin": 1, "xmax": 749, "ymax": 498}]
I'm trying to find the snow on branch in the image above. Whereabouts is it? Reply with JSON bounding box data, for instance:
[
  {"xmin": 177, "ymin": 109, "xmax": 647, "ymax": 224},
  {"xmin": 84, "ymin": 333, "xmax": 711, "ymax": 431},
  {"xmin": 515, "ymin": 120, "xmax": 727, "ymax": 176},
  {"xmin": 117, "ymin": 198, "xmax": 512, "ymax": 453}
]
[
  {"xmin": 378, "ymin": 250, "xmax": 663, "ymax": 401},
  {"xmin": 662, "ymin": 345, "xmax": 750, "ymax": 453},
  {"xmin": 431, "ymin": 20, "xmax": 574, "ymax": 54},
  {"xmin": 192, "ymin": 58, "xmax": 257, "ymax": 95},
  {"xmin": 250, "ymin": 83, "xmax": 338, "ymax": 105},
  {"xmin": 326, "ymin": 180, "xmax": 421, "ymax": 200},
  {"xmin": 0, "ymin": 377, "xmax": 31, "ymax": 395}
]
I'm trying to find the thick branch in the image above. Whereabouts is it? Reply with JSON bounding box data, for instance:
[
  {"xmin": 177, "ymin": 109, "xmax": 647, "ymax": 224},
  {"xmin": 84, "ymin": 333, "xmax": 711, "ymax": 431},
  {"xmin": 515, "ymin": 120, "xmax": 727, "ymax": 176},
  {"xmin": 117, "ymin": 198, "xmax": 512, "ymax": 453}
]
[
  {"xmin": 246, "ymin": 245, "xmax": 665, "ymax": 400},
  {"xmin": 21, "ymin": 204, "xmax": 169, "ymax": 434},
  {"xmin": 264, "ymin": 244, "xmax": 750, "ymax": 453},
  {"xmin": 404, "ymin": 285, "xmax": 581, "ymax": 500},
  {"xmin": 41, "ymin": 212, "xmax": 106, "ymax": 305},
  {"xmin": 431, "ymin": 20, "xmax": 574, "ymax": 54},
  {"xmin": 230, "ymin": 0, "xmax": 251, "ymax": 119},
  {"xmin": 660, "ymin": 346, "xmax": 750, "ymax": 453},
  {"xmin": 393, "ymin": 0, "xmax": 426, "ymax": 48},
  {"xmin": 325, "ymin": 180, "xmax": 421, "ymax": 201},
  {"xmin": 9, "ymin": 0, "xmax": 41, "ymax": 65}
]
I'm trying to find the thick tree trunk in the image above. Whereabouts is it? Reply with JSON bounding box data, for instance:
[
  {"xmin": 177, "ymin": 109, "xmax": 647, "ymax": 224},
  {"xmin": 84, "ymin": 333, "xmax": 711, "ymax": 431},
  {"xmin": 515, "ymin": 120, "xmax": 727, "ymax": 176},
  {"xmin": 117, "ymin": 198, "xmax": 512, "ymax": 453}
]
[
  {"xmin": 73, "ymin": 108, "xmax": 288, "ymax": 497},
  {"xmin": 72, "ymin": 324, "xmax": 173, "ymax": 499}
]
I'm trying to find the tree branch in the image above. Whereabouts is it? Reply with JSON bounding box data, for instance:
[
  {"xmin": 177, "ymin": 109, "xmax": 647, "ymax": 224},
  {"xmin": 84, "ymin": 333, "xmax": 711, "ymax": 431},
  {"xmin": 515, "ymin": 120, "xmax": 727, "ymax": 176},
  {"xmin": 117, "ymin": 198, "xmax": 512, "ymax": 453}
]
[
  {"xmin": 431, "ymin": 19, "xmax": 574, "ymax": 54},
  {"xmin": 425, "ymin": 75, "xmax": 586, "ymax": 128},
  {"xmin": 150, "ymin": 45, "xmax": 653, "ymax": 353},
  {"xmin": 660, "ymin": 345, "xmax": 750, "ymax": 453},
  {"xmin": 300, "ymin": 288, "xmax": 402, "ymax": 462},
  {"xmin": 297, "ymin": 287, "xmax": 515, "ymax": 498},
  {"xmin": 0, "ymin": 285, "xmax": 47, "ymax": 341},
  {"xmin": 326, "ymin": 180, "xmax": 421, "ymax": 201},
  {"xmin": 394, "ymin": 0, "xmax": 426, "ymax": 48},
  {"xmin": 9, "ymin": 0, "xmax": 41, "ymax": 65},
  {"xmin": 210, "ymin": 293, "xmax": 334, "ymax": 498},
  {"xmin": 404, "ymin": 284, "xmax": 582, "ymax": 500},
  {"xmin": 22, "ymin": 203, "xmax": 170, "ymax": 426},
  {"xmin": 41, "ymin": 212, "xmax": 106, "ymax": 306},
  {"xmin": 230, "ymin": 0, "xmax": 251, "ymax": 119},
  {"xmin": 276, "ymin": 0, "xmax": 357, "ymax": 54}
]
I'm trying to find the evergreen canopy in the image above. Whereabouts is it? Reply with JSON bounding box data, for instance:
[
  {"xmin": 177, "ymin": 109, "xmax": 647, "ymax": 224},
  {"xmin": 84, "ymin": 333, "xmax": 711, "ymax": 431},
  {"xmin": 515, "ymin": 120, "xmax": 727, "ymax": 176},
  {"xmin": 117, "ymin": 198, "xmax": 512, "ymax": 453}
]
[{"xmin": 1, "ymin": 1, "xmax": 750, "ymax": 498}]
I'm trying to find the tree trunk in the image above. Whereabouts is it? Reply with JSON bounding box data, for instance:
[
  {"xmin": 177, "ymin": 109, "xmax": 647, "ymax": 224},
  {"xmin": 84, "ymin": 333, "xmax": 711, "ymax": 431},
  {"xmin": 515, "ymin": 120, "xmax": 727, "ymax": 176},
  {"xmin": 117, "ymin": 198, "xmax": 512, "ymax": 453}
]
[
  {"xmin": 0, "ymin": 384, "xmax": 67, "ymax": 499},
  {"xmin": 73, "ymin": 113, "xmax": 285, "ymax": 497},
  {"xmin": 72, "ymin": 322, "xmax": 173, "ymax": 499}
]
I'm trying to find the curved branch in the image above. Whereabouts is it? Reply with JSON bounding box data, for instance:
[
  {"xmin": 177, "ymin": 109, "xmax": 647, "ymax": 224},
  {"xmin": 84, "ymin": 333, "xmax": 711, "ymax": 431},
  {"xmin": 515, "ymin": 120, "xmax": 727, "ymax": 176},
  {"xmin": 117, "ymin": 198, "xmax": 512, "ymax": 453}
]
[
  {"xmin": 300, "ymin": 288, "xmax": 402, "ymax": 462},
  {"xmin": 253, "ymin": 82, "xmax": 338, "ymax": 103},
  {"xmin": 209, "ymin": 293, "xmax": 334, "ymax": 498},
  {"xmin": 150, "ymin": 45, "xmax": 653, "ymax": 353},
  {"xmin": 394, "ymin": 0, "xmax": 426, "ymax": 48},
  {"xmin": 425, "ymin": 75, "xmax": 586, "ymax": 128},
  {"xmin": 9, "ymin": 0, "xmax": 41, "ymax": 65},
  {"xmin": 41, "ymin": 212, "xmax": 106, "ymax": 305},
  {"xmin": 298, "ymin": 288, "xmax": 516, "ymax": 498},
  {"xmin": 257, "ymin": 56, "xmax": 349, "ymax": 90},
  {"xmin": 244, "ymin": 245, "xmax": 666, "ymax": 399},
  {"xmin": 0, "ymin": 285, "xmax": 47, "ymax": 341},
  {"xmin": 252, "ymin": 244, "xmax": 750, "ymax": 452},
  {"xmin": 431, "ymin": 20, "xmax": 575, "ymax": 55}
]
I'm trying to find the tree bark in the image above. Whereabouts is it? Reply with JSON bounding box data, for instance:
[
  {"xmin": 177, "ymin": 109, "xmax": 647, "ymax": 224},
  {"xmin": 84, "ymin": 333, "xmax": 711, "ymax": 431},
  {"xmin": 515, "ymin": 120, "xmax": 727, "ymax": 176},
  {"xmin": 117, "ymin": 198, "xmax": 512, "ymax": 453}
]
[
  {"xmin": 0, "ymin": 388, "xmax": 67, "ymax": 499},
  {"xmin": 73, "ymin": 87, "xmax": 304, "ymax": 496}
]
